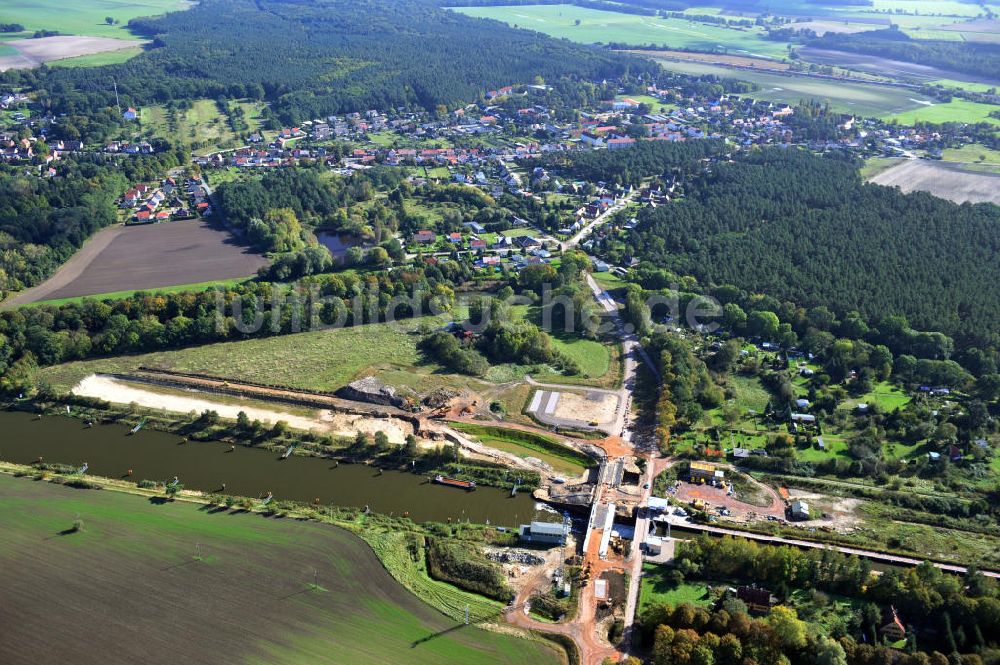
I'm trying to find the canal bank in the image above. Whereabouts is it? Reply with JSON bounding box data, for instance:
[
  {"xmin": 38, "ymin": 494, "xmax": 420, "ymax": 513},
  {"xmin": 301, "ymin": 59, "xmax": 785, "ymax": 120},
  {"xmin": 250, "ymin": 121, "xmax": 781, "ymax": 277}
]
[{"xmin": 0, "ymin": 409, "xmax": 541, "ymax": 525}]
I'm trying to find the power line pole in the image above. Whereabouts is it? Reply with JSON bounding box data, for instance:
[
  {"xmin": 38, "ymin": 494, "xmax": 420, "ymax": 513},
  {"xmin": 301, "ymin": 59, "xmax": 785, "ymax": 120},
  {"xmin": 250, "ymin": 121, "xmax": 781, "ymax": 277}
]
[{"xmin": 112, "ymin": 79, "xmax": 121, "ymax": 117}]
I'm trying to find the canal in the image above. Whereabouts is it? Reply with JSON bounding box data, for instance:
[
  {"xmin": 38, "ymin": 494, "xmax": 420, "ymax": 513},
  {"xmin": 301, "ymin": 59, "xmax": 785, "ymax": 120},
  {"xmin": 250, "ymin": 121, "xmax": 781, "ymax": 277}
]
[{"xmin": 0, "ymin": 410, "xmax": 539, "ymax": 526}]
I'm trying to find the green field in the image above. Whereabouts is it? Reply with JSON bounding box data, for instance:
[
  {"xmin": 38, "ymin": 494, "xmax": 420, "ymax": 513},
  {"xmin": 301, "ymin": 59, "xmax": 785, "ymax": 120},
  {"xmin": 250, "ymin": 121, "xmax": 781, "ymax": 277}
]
[
  {"xmin": 929, "ymin": 78, "xmax": 1000, "ymax": 92},
  {"xmin": 881, "ymin": 98, "xmax": 1000, "ymax": 125},
  {"xmin": 38, "ymin": 309, "xmax": 610, "ymax": 396},
  {"xmin": 548, "ymin": 336, "xmax": 611, "ymax": 380},
  {"xmin": 39, "ymin": 317, "xmax": 431, "ymax": 393},
  {"xmin": 26, "ymin": 277, "xmax": 253, "ymax": 307},
  {"xmin": 48, "ymin": 45, "xmax": 145, "ymax": 67},
  {"xmin": 940, "ymin": 143, "xmax": 1000, "ymax": 165},
  {"xmin": 639, "ymin": 565, "xmax": 715, "ymax": 612},
  {"xmin": 140, "ymin": 98, "xmax": 266, "ymax": 153},
  {"xmin": 859, "ymin": 156, "xmax": 902, "ymax": 179},
  {"xmin": 0, "ymin": 474, "xmax": 558, "ymax": 665},
  {"xmin": 449, "ymin": 422, "xmax": 595, "ymax": 477},
  {"xmin": 846, "ymin": 381, "xmax": 912, "ymax": 412},
  {"xmin": 650, "ymin": 57, "xmax": 933, "ymax": 116},
  {"xmin": 0, "ymin": 0, "xmax": 192, "ymax": 39},
  {"xmin": 453, "ymin": 4, "xmax": 791, "ymax": 59},
  {"xmin": 728, "ymin": 374, "xmax": 772, "ymax": 414}
]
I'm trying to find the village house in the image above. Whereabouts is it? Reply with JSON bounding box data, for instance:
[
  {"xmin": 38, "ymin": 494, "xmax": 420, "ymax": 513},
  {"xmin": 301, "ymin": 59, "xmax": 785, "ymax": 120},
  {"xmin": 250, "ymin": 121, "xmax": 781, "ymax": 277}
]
[
  {"xmin": 735, "ymin": 586, "xmax": 776, "ymax": 615},
  {"xmin": 412, "ymin": 229, "xmax": 436, "ymax": 244}
]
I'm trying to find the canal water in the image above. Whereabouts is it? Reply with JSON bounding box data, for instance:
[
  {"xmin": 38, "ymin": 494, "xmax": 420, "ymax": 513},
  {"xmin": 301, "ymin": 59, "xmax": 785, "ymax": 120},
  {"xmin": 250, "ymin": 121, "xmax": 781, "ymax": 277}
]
[{"xmin": 0, "ymin": 410, "xmax": 538, "ymax": 526}]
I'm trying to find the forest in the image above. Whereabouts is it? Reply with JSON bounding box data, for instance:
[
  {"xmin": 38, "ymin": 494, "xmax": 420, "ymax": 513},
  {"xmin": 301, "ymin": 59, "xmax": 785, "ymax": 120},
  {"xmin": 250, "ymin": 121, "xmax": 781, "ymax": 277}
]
[
  {"xmin": 624, "ymin": 148, "xmax": 1000, "ymax": 342},
  {"xmin": 0, "ymin": 265, "xmax": 470, "ymax": 395},
  {"xmin": 808, "ymin": 29, "xmax": 1000, "ymax": 82},
  {"xmin": 22, "ymin": 0, "xmax": 654, "ymax": 125},
  {"xmin": 0, "ymin": 151, "xmax": 185, "ymax": 296}
]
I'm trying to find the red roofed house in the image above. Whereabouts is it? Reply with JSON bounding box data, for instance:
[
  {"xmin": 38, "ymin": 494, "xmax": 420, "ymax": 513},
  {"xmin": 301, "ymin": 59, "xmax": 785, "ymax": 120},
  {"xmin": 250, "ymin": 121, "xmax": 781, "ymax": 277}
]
[
  {"xmin": 413, "ymin": 230, "xmax": 436, "ymax": 244},
  {"xmin": 608, "ymin": 137, "xmax": 637, "ymax": 150}
]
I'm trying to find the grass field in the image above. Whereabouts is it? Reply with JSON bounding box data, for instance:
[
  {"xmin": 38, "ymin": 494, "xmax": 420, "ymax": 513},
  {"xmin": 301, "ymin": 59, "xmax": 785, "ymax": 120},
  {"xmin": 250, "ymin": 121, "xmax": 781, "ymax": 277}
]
[
  {"xmin": 649, "ymin": 57, "xmax": 932, "ymax": 116},
  {"xmin": 848, "ymin": 381, "xmax": 912, "ymax": 412},
  {"xmin": 449, "ymin": 422, "xmax": 594, "ymax": 477},
  {"xmin": 39, "ymin": 317, "xmax": 432, "ymax": 392},
  {"xmin": 453, "ymin": 4, "xmax": 791, "ymax": 58},
  {"xmin": 940, "ymin": 143, "xmax": 1000, "ymax": 165},
  {"xmin": 930, "ymin": 78, "xmax": 1000, "ymax": 92},
  {"xmin": 728, "ymin": 374, "xmax": 771, "ymax": 414},
  {"xmin": 27, "ymin": 277, "xmax": 253, "ymax": 307},
  {"xmin": 639, "ymin": 565, "xmax": 715, "ymax": 612},
  {"xmin": 48, "ymin": 45, "xmax": 144, "ymax": 67},
  {"xmin": 140, "ymin": 98, "xmax": 266, "ymax": 153},
  {"xmin": 882, "ymin": 98, "xmax": 1000, "ymax": 125},
  {"xmin": 0, "ymin": 0, "xmax": 192, "ymax": 39},
  {"xmin": 859, "ymin": 156, "xmax": 903, "ymax": 179},
  {"xmin": 0, "ymin": 474, "xmax": 558, "ymax": 665},
  {"xmin": 549, "ymin": 335, "xmax": 611, "ymax": 380}
]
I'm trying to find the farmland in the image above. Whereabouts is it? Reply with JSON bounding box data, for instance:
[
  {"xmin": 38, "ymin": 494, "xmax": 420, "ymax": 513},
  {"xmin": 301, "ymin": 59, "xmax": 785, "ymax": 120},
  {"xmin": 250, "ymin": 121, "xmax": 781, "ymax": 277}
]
[
  {"xmin": 0, "ymin": 36, "xmax": 143, "ymax": 71},
  {"xmin": 869, "ymin": 159, "xmax": 1000, "ymax": 205},
  {"xmin": 452, "ymin": 4, "xmax": 792, "ymax": 59},
  {"xmin": 647, "ymin": 57, "xmax": 933, "ymax": 116},
  {"xmin": 5, "ymin": 219, "xmax": 268, "ymax": 305},
  {"xmin": 0, "ymin": 0, "xmax": 193, "ymax": 39},
  {"xmin": 47, "ymin": 45, "xmax": 145, "ymax": 67},
  {"xmin": 0, "ymin": 474, "xmax": 559, "ymax": 665}
]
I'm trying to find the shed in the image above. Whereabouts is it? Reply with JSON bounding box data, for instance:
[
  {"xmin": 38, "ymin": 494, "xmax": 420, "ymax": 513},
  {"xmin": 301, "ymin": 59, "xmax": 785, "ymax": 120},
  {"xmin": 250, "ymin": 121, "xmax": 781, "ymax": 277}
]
[
  {"xmin": 519, "ymin": 520, "xmax": 569, "ymax": 546},
  {"xmin": 647, "ymin": 497, "xmax": 671, "ymax": 513},
  {"xmin": 790, "ymin": 500, "xmax": 810, "ymax": 521}
]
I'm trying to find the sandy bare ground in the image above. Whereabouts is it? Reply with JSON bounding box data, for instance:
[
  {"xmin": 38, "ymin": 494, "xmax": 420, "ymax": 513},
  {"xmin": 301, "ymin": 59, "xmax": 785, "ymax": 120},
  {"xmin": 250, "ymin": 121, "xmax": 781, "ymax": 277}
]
[
  {"xmin": 3, "ymin": 219, "xmax": 268, "ymax": 306},
  {"xmin": 870, "ymin": 159, "xmax": 1000, "ymax": 205},
  {"xmin": 554, "ymin": 391, "xmax": 618, "ymax": 425},
  {"xmin": 72, "ymin": 374, "xmax": 416, "ymax": 442},
  {"xmin": 0, "ymin": 36, "xmax": 142, "ymax": 71}
]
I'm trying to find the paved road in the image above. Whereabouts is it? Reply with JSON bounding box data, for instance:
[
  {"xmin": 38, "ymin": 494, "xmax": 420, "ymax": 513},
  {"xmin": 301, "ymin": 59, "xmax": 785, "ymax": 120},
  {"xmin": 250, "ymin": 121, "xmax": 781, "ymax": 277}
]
[{"xmin": 562, "ymin": 191, "xmax": 637, "ymax": 251}]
